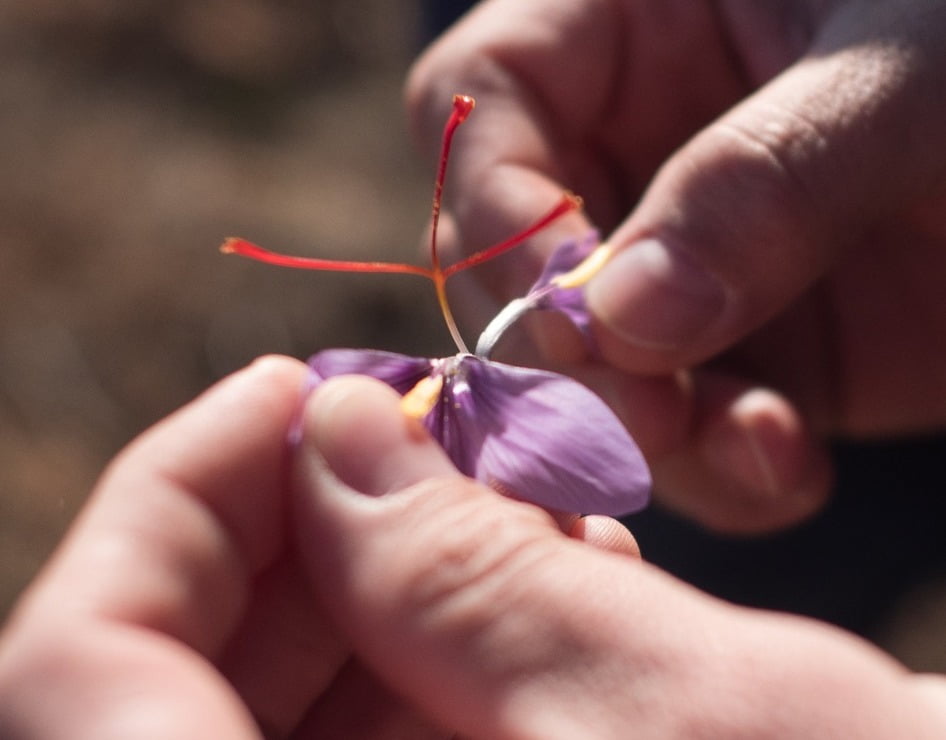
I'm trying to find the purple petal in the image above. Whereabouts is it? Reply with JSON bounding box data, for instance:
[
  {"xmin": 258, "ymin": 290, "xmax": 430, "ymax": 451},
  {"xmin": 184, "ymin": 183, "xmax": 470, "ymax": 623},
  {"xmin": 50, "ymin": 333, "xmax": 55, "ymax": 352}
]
[
  {"xmin": 529, "ymin": 231, "xmax": 600, "ymax": 292},
  {"xmin": 526, "ymin": 232, "xmax": 600, "ymax": 349},
  {"xmin": 308, "ymin": 348, "xmax": 433, "ymax": 394},
  {"xmin": 432, "ymin": 355, "xmax": 650, "ymax": 516},
  {"xmin": 289, "ymin": 349, "xmax": 432, "ymax": 445}
]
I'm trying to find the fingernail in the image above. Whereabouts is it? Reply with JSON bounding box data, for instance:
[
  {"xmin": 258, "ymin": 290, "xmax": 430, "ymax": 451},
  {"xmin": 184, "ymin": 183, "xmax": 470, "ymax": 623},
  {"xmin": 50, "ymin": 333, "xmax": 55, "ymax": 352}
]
[
  {"xmin": 586, "ymin": 239, "xmax": 726, "ymax": 350},
  {"xmin": 300, "ymin": 378, "xmax": 397, "ymax": 497},
  {"xmin": 301, "ymin": 376, "xmax": 456, "ymax": 497}
]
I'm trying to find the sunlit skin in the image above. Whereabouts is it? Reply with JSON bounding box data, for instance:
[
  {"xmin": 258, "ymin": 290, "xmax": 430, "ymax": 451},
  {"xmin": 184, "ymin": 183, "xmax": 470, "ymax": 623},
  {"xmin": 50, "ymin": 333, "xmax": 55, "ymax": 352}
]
[
  {"xmin": 2, "ymin": 360, "xmax": 944, "ymax": 737},
  {"xmin": 4, "ymin": 3, "xmax": 946, "ymax": 737},
  {"xmin": 405, "ymin": 0, "xmax": 946, "ymax": 534}
]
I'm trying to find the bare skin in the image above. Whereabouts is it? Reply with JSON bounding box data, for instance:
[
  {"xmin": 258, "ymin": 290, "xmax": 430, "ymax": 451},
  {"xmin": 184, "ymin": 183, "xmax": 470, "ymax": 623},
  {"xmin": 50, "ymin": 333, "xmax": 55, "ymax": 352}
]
[
  {"xmin": 4, "ymin": 2, "xmax": 946, "ymax": 735},
  {"xmin": 1, "ymin": 359, "xmax": 945, "ymax": 738},
  {"xmin": 406, "ymin": 0, "xmax": 946, "ymax": 532}
]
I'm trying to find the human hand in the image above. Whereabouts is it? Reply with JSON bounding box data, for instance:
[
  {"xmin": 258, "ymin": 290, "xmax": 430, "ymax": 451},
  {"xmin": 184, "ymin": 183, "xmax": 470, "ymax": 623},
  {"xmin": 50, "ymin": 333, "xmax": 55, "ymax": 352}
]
[
  {"xmin": 406, "ymin": 0, "xmax": 946, "ymax": 532},
  {"xmin": 0, "ymin": 358, "xmax": 634, "ymax": 739},
  {"xmin": 292, "ymin": 375, "xmax": 946, "ymax": 738},
  {"xmin": 7, "ymin": 365, "xmax": 942, "ymax": 737},
  {"xmin": 0, "ymin": 358, "xmax": 434, "ymax": 739}
]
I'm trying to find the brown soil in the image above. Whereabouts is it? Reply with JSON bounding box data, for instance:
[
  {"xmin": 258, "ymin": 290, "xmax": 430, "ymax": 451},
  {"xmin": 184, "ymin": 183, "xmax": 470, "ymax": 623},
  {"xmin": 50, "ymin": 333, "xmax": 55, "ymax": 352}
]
[{"xmin": 0, "ymin": 0, "xmax": 447, "ymax": 616}]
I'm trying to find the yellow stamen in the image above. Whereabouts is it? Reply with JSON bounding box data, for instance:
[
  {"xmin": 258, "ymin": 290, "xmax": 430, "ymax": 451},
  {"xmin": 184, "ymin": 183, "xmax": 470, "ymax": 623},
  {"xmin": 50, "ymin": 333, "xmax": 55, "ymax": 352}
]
[
  {"xmin": 400, "ymin": 374, "xmax": 445, "ymax": 419},
  {"xmin": 551, "ymin": 243, "xmax": 614, "ymax": 289}
]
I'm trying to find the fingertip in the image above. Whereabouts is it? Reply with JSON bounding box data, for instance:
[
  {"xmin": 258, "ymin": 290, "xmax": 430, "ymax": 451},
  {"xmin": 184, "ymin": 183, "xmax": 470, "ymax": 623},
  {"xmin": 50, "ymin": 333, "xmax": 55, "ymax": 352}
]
[
  {"xmin": 654, "ymin": 383, "xmax": 833, "ymax": 534},
  {"xmin": 588, "ymin": 63, "xmax": 872, "ymax": 374},
  {"xmin": 245, "ymin": 353, "xmax": 309, "ymax": 378},
  {"xmin": 568, "ymin": 516, "xmax": 642, "ymax": 559},
  {"xmin": 700, "ymin": 389, "xmax": 832, "ymax": 506},
  {"xmin": 181, "ymin": 354, "xmax": 309, "ymax": 425}
]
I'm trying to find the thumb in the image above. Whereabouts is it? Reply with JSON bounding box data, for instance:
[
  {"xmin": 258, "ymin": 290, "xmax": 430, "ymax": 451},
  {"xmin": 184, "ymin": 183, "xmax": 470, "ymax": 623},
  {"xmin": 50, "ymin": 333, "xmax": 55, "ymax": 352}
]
[
  {"xmin": 290, "ymin": 376, "xmax": 702, "ymax": 737},
  {"xmin": 587, "ymin": 14, "xmax": 943, "ymax": 372}
]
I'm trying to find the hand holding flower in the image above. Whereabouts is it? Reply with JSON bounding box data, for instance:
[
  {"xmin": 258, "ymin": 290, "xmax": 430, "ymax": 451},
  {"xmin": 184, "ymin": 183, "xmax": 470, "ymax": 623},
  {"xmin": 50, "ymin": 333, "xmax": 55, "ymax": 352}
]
[
  {"xmin": 224, "ymin": 94, "xmax": 652, "ymax": 518},
  {"xmin": 407, "ymin": 0, "xmax": 946, "ymax": 532},
  {"xmin": 296, "ymin": 372, "xmax": 946, "ymax": 739},
  {"xmin": 6, "ymin": 359, "xmax": 945, "ymax": 737}
]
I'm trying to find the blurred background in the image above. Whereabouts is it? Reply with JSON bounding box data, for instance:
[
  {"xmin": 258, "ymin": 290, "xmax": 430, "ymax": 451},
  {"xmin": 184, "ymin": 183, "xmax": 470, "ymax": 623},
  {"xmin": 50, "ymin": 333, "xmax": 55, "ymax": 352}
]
[
  {"xmin": 1, "ymin": 0, "xmax": 944, "ymax": 675},
  {"xmin": 0, "ymin": 0, "xmax": 451, "ymax": 615}
]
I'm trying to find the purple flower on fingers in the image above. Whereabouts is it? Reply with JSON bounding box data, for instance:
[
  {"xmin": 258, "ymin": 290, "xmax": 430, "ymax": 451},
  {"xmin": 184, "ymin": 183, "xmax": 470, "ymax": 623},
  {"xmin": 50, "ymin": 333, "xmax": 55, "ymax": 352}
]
[
  {"xmin": 224, "ymin": 94, "xmax": 650, "ymax": 516},
  {"xmin": 311, "ymin": 349, "xmax": 650, "ymax": 516},
  {"xmin": 527, "ymin": 231, "xmax": 600, "ymax": 332}
]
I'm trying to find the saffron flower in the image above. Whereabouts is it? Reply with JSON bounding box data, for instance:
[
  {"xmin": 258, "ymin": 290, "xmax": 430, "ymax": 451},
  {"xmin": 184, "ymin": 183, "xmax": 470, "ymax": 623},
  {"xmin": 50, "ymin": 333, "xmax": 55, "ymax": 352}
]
[
  {"xmin": 223, "ymin": 95, "xmax": 650, "ymax": 516},
  {"xmin": 308, "ymin": 349, "xmax": 649, "ymax": 516}
]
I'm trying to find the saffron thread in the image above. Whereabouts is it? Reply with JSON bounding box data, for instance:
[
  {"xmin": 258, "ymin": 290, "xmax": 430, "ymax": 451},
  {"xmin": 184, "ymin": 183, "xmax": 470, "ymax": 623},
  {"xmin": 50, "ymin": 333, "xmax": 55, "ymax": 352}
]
[{"xmin": 221, "ymin": 94, "xmax": 580, "ymax": 354}]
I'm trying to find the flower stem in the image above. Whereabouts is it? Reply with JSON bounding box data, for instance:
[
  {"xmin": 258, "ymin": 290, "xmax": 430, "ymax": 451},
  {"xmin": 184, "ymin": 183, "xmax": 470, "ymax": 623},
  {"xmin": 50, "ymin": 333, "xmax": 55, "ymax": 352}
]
[{"xmin": 474, "ymin": 295, "xmax": 534, "ymax": 358}]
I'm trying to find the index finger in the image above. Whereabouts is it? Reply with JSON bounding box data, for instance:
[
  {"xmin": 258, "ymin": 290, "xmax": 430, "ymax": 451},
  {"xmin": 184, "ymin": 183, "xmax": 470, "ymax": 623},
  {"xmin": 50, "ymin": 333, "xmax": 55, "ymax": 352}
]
[
  {"xmin": 406, "ymin": 0, "xmax": 741, "ymax": 297},
  {"xmin": 7, "ymin": 355, "xmax": 309, "ymax": 654}
]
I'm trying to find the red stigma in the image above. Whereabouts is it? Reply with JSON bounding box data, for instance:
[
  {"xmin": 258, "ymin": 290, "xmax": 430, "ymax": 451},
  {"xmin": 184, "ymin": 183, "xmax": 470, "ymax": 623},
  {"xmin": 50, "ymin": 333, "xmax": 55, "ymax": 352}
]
[
  {"xmin": 429, "ymin": 94, "xmax": 477, "ymax": 273},
  {"xmin": 220, "ymin": 93, "xmax": 581, "ymax": 353},
  {"xmin": 451, "ymin": 94, "xmax": 475, "ymax": 122}
]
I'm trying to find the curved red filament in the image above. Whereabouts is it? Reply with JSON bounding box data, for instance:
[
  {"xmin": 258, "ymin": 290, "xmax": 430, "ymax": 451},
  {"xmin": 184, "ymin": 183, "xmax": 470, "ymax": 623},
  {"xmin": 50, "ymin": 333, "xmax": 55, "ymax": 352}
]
[{"xmin": 220, "ymin": 93, "xmax": 579, "ymax": 353}]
